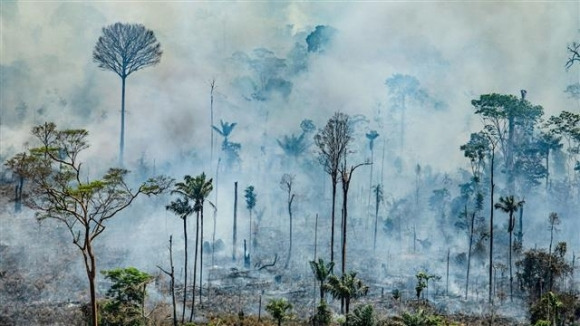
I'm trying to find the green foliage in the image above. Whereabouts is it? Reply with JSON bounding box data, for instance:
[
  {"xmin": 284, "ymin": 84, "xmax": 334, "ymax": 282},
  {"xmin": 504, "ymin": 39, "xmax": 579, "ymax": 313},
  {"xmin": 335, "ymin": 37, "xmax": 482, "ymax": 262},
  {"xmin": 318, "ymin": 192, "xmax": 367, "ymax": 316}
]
[
  {"xmin": 400, "ymin": 310, "xmax": 444, "ymax": 326},
  {"xmin": 348, "ymin": 304, "xmax": 377, "ymax": 326},
  {"xmin": 311, "ymin": 300, "xmax": 332, "ymax": 326},
  {"xmin": 325, "ymin": 271, "xmax": 369, "ymax": 315},
  {"xmin": 100, "ymin": 267, "xmax": 153, "ymax": 326},
  {"xmin": 265, "ymin": 298, "xmax": 293, "ymax": 325},
  {"xmin": 309, "ymin": 258, "xmax": 335, "ymax": 302},
  {"xmin": 415, "ymin": 272, "xmax": 440, "ymax": 300},
  {"xmin": 245, "ymin": 185, "xmax": 257, "ymax": 211},
  {"xmin": 516, "ymin": 247, "xmax": 572, "ymax": 300}
]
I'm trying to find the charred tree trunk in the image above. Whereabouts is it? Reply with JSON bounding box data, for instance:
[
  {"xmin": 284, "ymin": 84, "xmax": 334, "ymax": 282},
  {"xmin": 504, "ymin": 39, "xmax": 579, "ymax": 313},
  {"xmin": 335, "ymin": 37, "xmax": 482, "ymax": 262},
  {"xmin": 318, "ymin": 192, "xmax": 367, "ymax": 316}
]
[
  {"xmin": 233, "ymin": 182, "xmax": 238, "ymax": 261},
  {"xmin": 466, "ymin": 209, "xmax": 475, "ymax": 300},
  {"xmin": 120, "ymin": 76, "xmax": 126, "ymax": 166},
  {"xmin": 330, "ymin": 177, "xmax": 337, "ymax": 264},
  {"xmin": 489, "ymin": 149, "xmax": 495, "ymax": 304},
  {"xmin": 190, "ymin": 212, "xmax": 200, "ymax": 322},
  {"xmin": 199, "ymin": 207, "xmax": 204, "ymax": 307},
  {"xmin": 285, "ymin": 194, "xmax": 295, "ymax": 269},
  {"xmin": 182, "ymin": 217, "xmax": 188, "ymax": 322}
]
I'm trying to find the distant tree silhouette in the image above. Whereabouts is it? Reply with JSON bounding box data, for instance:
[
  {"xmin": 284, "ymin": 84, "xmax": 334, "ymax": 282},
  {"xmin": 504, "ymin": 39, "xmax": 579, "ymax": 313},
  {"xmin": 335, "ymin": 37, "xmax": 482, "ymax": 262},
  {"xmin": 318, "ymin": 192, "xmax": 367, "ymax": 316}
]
[{"xmin": 93, "ymin": 22, "xmax": 162, "ymax": 166}]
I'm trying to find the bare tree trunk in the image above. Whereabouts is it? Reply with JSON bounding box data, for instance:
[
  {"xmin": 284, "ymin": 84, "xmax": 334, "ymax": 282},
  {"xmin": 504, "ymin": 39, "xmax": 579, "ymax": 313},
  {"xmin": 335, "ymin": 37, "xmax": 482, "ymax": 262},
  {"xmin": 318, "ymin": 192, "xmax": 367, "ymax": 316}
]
[
  {"xmin": 466, "ymin": 209, "xmax": 475, "ymax": 300},
  {"xmin": 182, "ymin": 217, "xmax": 188, "ymax": 322},
  {"xmin": 210, "ymin": 80, "xmax": 215, "ymax": 164},
  {"xmin": 373, "ymin": 185, "xmax": 380, "ymax": 252},
  {"xmin": 120, "ymin": 76, "xmax": 126, "ymax": 166},
  {"xmin": 285, "ymin": 194, "xmax": 295, "ymax": 269},
  {"xmin": 331, "ymin": 178, "xmax": 337, "ymax": 264},
  {"xmin": 314, "ymin": 213, "xmax": 318, "ymax": 260},
  {"xmin": 84, "ymin": 234, "xmax": 98, "ymax": 326},
  {"xmin": 489, "ymin": 150, "xmax": 495, "ymax": 304},
  {"xmin": 200, "ymin": 207, "xmax": 204, "ymax": 307},
  {"xmin": 509, "ymin": 227, "xmax": 513, "ymax": 302},
  {"xmin": 190, "ymin": 212, "xmax": 200, "ymax": 322},
  {"xmin": 233, "ymin": 182, "xmax": 238, "ymax": 261}
]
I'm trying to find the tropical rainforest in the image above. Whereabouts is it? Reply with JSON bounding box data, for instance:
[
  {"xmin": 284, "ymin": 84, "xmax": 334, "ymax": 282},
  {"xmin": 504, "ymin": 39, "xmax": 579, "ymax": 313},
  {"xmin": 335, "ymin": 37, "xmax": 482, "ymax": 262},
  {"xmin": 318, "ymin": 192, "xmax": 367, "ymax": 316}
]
[{"xmin": 1, "ymin": 2, "xmax": 579, "ymax": 326}]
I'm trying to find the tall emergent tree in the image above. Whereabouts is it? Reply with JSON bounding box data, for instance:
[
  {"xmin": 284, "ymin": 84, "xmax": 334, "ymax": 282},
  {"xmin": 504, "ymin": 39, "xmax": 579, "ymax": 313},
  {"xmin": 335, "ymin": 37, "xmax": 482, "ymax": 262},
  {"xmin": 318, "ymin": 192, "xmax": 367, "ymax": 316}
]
[
  {"xmin": 494, "ymin": 195, "xmax": 524, "ymax": 301},
  {"xmin": 5, "ymin": 122, "xmax": 170, "ymax": 326},
  {"xmin": 315, "ymin": 112, "xmax": 352, "ymax": 264},
  {"xmin": 93, "ymin": 22, "xmax": 162, "ymax": 166}
]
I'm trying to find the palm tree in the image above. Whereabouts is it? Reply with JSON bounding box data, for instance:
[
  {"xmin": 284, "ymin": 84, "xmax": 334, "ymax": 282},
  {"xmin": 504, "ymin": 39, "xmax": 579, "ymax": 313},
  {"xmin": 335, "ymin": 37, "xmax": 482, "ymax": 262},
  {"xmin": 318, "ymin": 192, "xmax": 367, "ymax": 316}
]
[
  {"xmin": 348, "ymin": 304, "xmax": 377, "ymax": 326},
  {"xmin": 325, "ymin": 271, "xmax": 368, "ymax": 317},
  {"xmin": 172, "ymin": 173, "xmax": 213, "ymax": 320},
  {"xmin": 494, "ymin": 195, "xmax": 524, "ymax": 301},
  {"xmin": 165, "ymin": 198, "xmax": 193, "ymax": 323},
  {"xmin": 265, "ymin": 298, "xmax": 293, "ymax": 326},
  {"xmin": 309, "ymin": 258, "xmax": 334, "ymax": 303}
]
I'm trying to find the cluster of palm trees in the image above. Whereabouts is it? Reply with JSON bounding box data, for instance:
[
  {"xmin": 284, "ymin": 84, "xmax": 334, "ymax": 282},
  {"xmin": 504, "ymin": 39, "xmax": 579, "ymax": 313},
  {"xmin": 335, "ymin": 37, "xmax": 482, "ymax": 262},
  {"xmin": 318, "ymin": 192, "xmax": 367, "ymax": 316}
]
[
  {"xmin": 166, "ymin": 173, "xmax": 213, "ymax": 324},
  {"xmin": 309, "ymin": 258, "xmax": 369, "ymax": 324}
]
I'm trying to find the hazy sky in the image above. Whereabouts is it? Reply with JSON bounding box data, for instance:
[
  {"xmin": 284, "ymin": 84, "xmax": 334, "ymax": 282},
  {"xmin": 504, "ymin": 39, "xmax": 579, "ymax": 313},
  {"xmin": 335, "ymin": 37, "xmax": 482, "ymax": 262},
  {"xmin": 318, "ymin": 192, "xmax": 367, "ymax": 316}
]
[{"xmin": 1, "ymin": 1, "xmax": 579, "ymax": 170}]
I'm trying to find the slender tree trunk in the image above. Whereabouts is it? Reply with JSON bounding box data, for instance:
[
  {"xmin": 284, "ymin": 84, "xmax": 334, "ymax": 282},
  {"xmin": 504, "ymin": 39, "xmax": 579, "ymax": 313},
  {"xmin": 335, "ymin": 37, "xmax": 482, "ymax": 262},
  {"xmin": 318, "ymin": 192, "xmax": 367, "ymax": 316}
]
[
  {"xmin": 549, "ymin": 223, "xmax": 554, "ymax": 291},
  {"xmin": 233, "ymin": 182, "xmax": 238, "ymax": 261},
  {"xmin": 509, "ymin": 227, "xmax": 513, "ymax": 302},
  {"xmin": 182, "ymin": 217, "xmax": 188, "ymax": 323},
  {"xmin": 285, "ymin": 194, "xmax": 294, "ymax": 269},
  {"xmin": 169, "ymin": 236, "xmax": 177, "ymax": 326},
  {"xmin": 446, "ymin": 249, "xmax": 450, "ymax": 296},
  {"xmin": 373, "ymin": 185, "xmax": 380, "ymax": 252},
  {"xmin": 249, "ymin": 209, "xmax": 252, "ymax": 259},
  {"xmin": 85, "ymin": 234, "xmax": 98, "ymax": 326},
  {"xmin": 331, "ymin": 178, "xmax": 337, "ymax": 264},
  {"xmin": 489, "ymin": 150, "xmax": 495, "ymax": 304},
  {"xmin": 120, "ymin": 76, "xmax": 126, "ymax": 166},
  {"xmin": 190, "ymin": 212, "xmax": 200, "ymax": 322},
  {"xmin": 210, "ymin": 80, "xmax": 215, "ymax": 164},
  {"xmin": 314, "ymin": 213, "xmax": 318, "ymax": 260},
  {"xmin": 341, "ymin": 182, "xmax": 348, "ymax": 276},
  {"xmin": 466, "ymin": 209, "xmax": 475, "ymax": 300},
  {"xmin": 199, "ymin": 207, "xmax": 204, "ymax": 307}
]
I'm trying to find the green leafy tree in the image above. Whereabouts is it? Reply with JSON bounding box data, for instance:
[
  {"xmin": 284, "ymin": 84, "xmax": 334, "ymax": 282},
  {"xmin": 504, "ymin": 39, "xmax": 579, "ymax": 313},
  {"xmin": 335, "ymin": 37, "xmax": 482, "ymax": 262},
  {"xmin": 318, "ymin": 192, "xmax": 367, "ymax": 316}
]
[
  {"xmin": 325, "ymin": 271, "xmax": 368, "ymax": 317},
  {"xmin": 93, "ymin": 23, "xmax": 162, "ymax": 166},
  {"xmin": 4, "ymin": 123, "xmax": 170, "ymax": 326},
  {"xmin": 494, "ymin": 195, "xmax": 525, "ymax": 301},
  {"xmin": 100, "ymin": 267, "xmax": 153, "ymax": 326},
  {"xmin": 165, "ymin": 198, "xmax": 193, "ymax": 323},
  {"xmin": 516, "ymin": 245, "xmax": 572, "ymax": 300},
  {"xmin": 348, "ymin": 304, "xmax": 377, "ymax": 326},
  {"xmin": 315, "ymin": 112, "xmax": 352, "ymax": 264},
  {"xmin": 265, "ymin": 298, "xmax": 293, "ymax": 326},
  {"xmin": 471, "ymin": 93, "xmax": 543, "ymax": 191},
  {"xmin": 399, "ymin": 310, "xmax": 444, "ymax": 326},
  {"xmin": 309, "ymin": 258, "xmax": 335, "ymax": 303}
]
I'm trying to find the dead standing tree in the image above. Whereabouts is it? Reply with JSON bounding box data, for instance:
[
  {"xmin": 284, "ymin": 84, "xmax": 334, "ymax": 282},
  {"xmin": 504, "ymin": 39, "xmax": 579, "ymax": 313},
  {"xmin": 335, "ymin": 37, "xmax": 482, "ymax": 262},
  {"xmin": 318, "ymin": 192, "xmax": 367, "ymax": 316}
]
[
  {"xmin": 5, "ymin": 122, "xmax": 171, "ymax": 326},
  {"xmin": 315, "ymin": 112, "xmax": 352, "ymax": 264},
  {"xmin": 93, "ymin": 22, "xmax": 162, "ymax": 166},
  {"xmin": 281, "ymin": 174, "xmax": 296, "ymax": 269}
]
